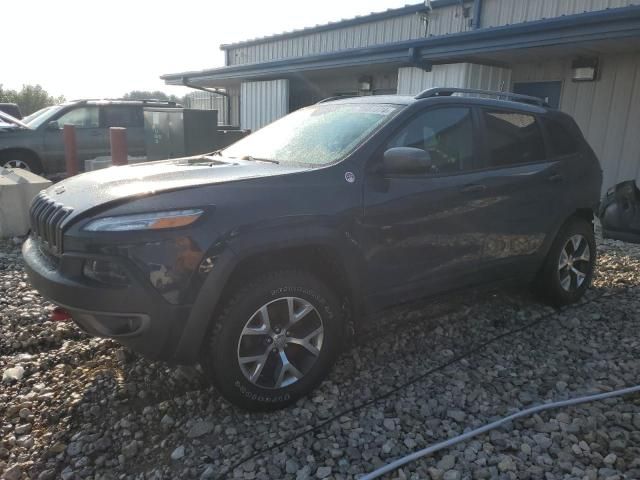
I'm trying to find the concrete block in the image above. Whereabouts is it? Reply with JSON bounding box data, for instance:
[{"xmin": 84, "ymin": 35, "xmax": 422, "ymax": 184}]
[
  {"xmin": 0, "ymin": 168, "xmax": 51, "ymax": 238},
  {"xmin": 84, "ymin": 155, "xmax": 149, "ymax": 172},
  {"xmin": 85, "ymin": 157, "xmax": 113, "ymax": 172}
]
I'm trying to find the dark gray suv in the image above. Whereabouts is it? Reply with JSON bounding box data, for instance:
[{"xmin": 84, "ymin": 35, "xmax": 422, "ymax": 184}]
[
  {"xmin": 0, "ymin": 99, "xmax": 181, "ymax": 174},
  {"xmin": 23, "ymin": 88, "xmax": 603, "ymax": 410}
]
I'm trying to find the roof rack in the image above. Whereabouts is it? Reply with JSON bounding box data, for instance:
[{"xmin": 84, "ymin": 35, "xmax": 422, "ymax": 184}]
[
  {"xmin": 414, "ymin": 88, "xmax": 549, "ymax": 107},
  {"xmin": 316, "ymin": 95, "xmax": 357, "ymax": 104}
]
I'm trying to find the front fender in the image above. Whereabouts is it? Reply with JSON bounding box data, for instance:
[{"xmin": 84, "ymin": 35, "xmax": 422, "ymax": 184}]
[{"xmin": 171, "ymin": 221, "xmax": 364, "ymax": 364}]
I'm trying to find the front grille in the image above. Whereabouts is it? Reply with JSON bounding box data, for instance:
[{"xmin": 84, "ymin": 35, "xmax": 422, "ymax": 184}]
[{"xmin": 29, "ymin": 193, "xmax": 73, "ymax": 255}]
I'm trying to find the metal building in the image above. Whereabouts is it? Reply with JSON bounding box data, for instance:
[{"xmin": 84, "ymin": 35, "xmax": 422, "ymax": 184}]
[{"xmin": 162, "ymin": 0, "xmax": 640, "ymax": 192}]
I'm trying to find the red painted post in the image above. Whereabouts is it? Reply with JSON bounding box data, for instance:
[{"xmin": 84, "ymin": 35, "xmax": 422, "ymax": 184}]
[
  {"xmin": 63, "ymin": 125, "xmax": 79, "ymax": 176},
  {"xmin": 110, "ymin": 127, "xmax": 128, "ymax": 166}
]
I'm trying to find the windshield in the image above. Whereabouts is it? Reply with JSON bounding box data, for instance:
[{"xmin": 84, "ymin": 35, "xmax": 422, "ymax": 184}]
[
  {"xmin": 24, "ymin": 105, "xmax": 64, "ymax": 129},
  {"xmin": 222, "ymin": 103, "xmax": 400, "ymax": 166}
]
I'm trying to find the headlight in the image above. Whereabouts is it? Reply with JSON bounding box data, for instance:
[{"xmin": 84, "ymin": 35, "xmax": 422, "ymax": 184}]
[{"xmin": 83, "ymin": 209, "xmax": 203, "ymax": 232}]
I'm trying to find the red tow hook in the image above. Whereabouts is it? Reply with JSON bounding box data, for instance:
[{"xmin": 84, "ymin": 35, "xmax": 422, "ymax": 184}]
[{"xmin": 50, "ymin": 306, "xmax": 72, "ymax": 322}]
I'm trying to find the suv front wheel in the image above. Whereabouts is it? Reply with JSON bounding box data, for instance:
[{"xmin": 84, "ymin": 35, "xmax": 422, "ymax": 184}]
[
  {"xmin": 0, "ymin": 152, "xmax": 42, "ymax": 173},
  {"xmin": 202, "ymin": 270, "xmax": 344, "ymax": 410}
]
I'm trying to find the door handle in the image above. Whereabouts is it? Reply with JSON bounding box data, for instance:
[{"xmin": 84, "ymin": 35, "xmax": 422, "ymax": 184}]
[
  {"xmin": 548, "ymin": 173, "xmax": 564, "ymax": 183},
  {"xmin": 461, "ymin": 184, "xmax": 487, "ymax": 194}
]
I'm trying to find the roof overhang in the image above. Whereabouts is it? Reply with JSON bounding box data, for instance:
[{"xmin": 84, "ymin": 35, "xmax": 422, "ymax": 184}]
[{"xmin": 162, "ymin": 5, "xmax": 640, "ymax": 88}]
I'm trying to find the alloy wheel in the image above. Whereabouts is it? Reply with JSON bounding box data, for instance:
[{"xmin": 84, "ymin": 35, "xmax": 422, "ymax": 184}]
[
  {"xmin": 237, "ymin": 297, "xmax": 324, "ymax": 389},
  {"xmin": 3, "ymin": 159, "xmax": 31, "ymax": 171},
  {"xmin": 558, "ymin": 234, "xmax": 591, "ymax": 292}
]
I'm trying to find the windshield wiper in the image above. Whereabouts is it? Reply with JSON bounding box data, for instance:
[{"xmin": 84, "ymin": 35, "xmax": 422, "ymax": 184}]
[{"xmin": 240, "ymin": 155, "xmax": 279, "ymax": 164}]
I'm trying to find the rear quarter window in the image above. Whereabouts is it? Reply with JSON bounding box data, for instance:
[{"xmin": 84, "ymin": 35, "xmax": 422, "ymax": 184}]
[
  {"xmin": 541, "ymin": 117, "xmax": 579, "ymax": 156},
  {"xmin": 103, "ymin": 106, "xmax": 143, "ymax": 128}
]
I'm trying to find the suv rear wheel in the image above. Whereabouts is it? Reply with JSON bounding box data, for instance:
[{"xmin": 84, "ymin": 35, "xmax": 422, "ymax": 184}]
[
  {"xmin": 537, "ymin": 217, "xmax": 596, "ymax": 306},
  {"xmin": 201, "ymin": 270, "xmax": 344, "ymax": 410}
]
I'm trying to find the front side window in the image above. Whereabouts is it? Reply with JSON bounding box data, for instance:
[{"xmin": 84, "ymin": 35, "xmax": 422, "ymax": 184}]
[
  {"xmin": 222, "ymin": 103, "xmax": 400, "ymax": 166},
  {"xmin": 483, "ymin": 110, "xmax": 546, "ymax": 167},
  {"xmin": 56, "ymin": 107, "xmax": 99, "ymax": 129},
  {"xmin": 386, "ymin": 107, "xmax": 474, "ymax": 174},
  {"xmin": 103, "ymin": 106, "xmax": 143, "ymax": 128}
]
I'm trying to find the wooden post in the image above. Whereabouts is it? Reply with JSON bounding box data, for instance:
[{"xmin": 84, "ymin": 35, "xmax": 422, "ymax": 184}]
[
  {"xmin": 110, "ymin": 127, "xmax": 128, "ymax": 166},
  {"xmin": 63, "ymin": 125, "xmax": 79, "ymax": 176}
]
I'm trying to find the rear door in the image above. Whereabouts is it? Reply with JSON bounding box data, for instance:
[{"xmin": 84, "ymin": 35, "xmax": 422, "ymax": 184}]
[
  {"xmin": 360, "ymin": 105, "xmax": 497, "ymax": 307},
  {"xmin": 473, "ymin": 107, "xmax": 565, "ymax": 276},
  {"xmin": 102, "ymin": 105, "xmax": 145, "ymax": 157}
]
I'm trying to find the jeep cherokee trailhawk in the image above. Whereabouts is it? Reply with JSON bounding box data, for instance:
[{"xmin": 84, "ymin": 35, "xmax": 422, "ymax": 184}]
[{"xmin": 23, "ymin": 88, "xmax": 602, "ymax": 410}]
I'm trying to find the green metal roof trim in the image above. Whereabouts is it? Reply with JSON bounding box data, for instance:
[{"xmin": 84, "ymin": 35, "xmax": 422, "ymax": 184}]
[
  {"xmin": 162, "ymin": 5, "xmax": 640, "ymax": 84},
  {"xmin": 218, "ymin": 1, "xmax": 472, "ymax": 50}
]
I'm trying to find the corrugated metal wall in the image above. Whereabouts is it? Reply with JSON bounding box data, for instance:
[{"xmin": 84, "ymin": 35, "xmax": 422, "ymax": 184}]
[
  {"xmin": 240, "ymin": 79, "xmax": 289, "ymax": 131},
  {"xmin": 397, "ymin": 64, "xmax": 512, "ymax": 95},
  {"xmin": 481, "ymin": 0, "xmax": 637, "ymax": 28},
  {"xmin": 512, "ymin": 52, "xmax": 640, "ymax": 191},
  {"xmin": 227, "ymin": 14, "xmax": 423, "ymax": 66},
  {"xmin": 228, "ymin": 85, "xmax": 241, "ymax": 128},
  {"xmin": 183, "ymin": 91, "xmax": 228, "ymax": 124},
  {"xmin": 290, "ymin": 71, "xmax": 399, "ymax": 111},
  {"xmin": 226, "ymin": 5, "xmax": 472, "ymax": 66}
]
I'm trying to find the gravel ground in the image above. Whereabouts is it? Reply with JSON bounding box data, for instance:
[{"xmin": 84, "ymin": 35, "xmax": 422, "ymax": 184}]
[{"xmin": 1, "ymin": 238, "xmax": 640, "ymax": 480}]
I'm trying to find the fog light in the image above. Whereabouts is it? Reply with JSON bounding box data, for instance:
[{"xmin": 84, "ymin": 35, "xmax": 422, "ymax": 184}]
[
  {"xmin": 83, "ymin": 259, "xmax": 129, "ymax": 286},
  {"xmin": 74, "ymin": 312, "xmax": 146, "ymax": 336}
]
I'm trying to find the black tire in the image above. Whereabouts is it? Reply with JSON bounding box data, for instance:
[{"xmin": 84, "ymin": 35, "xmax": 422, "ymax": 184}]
[
  {"xmin": 0, "ymin": 151, "xmax": 43, "ymax": 174},
  {"xmin": 201, "ymin": 270, "xmax": 344, "ymax": 411},
  {"xmin": 537, "ymin": 216, "xmax": 596, "ymax": 306}
]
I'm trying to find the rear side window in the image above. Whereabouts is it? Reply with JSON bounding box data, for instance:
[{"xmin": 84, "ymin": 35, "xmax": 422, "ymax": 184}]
[
  {"xmin": 542, "ymin": 117, "xmax": 579, "ymax": 156},
  {"xmin": 387, "ymin": 107, "xmax": 474, "ymax": 174},
  {"xmin": 483, "ymin": 110, "xmax": 546, "ymax": 167},
  {"xmin": 103, "ymin": 106, "xmax": 143, "ymax": 128}
]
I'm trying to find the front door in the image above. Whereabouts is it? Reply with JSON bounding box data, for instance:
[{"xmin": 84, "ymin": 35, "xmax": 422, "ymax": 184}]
[
  {"xmin": 513, "ymin": 81, "xmax": 562, "ymax": 109},
  {"xmin": 43, "ymin": 106, "xmax": 106, "ymax": 171},
  {"xmin": 360, "ymin": 105, "xmax": 493, "ymax": 307}
]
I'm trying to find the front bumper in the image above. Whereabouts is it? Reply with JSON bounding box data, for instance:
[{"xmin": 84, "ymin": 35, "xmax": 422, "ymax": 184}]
[{"xmin": 22, "ymin": 237, "xmax": 192, "ymax": 361}]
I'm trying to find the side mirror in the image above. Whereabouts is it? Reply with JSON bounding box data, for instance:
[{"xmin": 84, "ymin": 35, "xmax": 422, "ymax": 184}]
[
  {"xmin": 381, "ymin": 147, "xmax": 432, "ymax": 175},
  {"xmin": 46, "ymin": 120, "xmax": 60, "ymax": 131}
]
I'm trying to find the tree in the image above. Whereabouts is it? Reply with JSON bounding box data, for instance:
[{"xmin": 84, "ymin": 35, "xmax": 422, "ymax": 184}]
[
  {"xmin": 121, "ymin": 90, "xmax": 185, "ymax": 104},
  {"xmin": 0, "ymin": 84, "xmax": 65, "ymax": 116}
]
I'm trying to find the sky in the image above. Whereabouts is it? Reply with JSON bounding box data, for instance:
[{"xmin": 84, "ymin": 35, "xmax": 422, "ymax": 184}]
[{"xmin": 3, "ymin": 0, "xmax": 412, "ymax": 100}]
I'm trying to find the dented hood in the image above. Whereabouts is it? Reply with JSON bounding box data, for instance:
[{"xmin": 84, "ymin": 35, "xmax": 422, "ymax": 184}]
[{"xmin": 41, "ymin": 156, "xmax": 308, "ymax": 212}]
